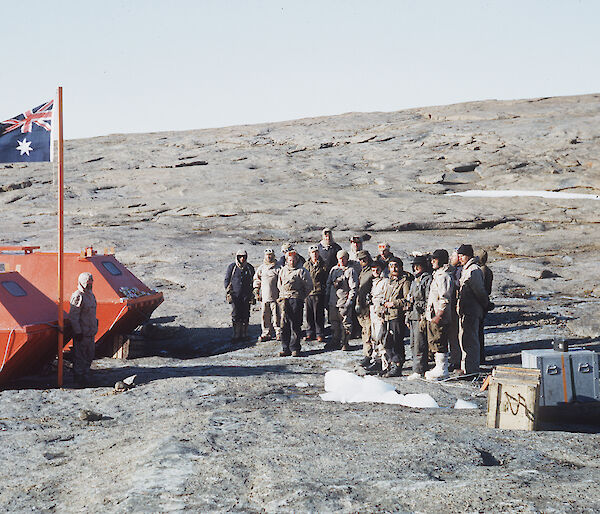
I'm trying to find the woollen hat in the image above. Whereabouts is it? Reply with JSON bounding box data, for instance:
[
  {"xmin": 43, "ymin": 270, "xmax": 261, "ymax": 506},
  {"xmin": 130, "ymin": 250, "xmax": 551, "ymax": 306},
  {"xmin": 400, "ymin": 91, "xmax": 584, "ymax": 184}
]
[
  {"xmin": 457, "ymin": 244, "xmax": 474, "ymax": 257},
  {"xmin": 356, "ymin": 250, "xmax": 370, "ymax": 261},
  {"xmin": 337, "ymin": 249, "xmax": 349, "ymax": 260},
  {"xmin": 431, "ymin": 249, "xmax": 449, "ymax": 264}
]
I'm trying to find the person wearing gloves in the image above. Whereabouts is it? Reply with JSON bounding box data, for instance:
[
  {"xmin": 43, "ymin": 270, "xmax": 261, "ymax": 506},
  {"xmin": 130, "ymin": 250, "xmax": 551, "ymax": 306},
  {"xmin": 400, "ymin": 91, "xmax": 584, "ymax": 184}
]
[
  {"xmin": 253, "ymin": 248, "xmax": 281, "ymax": 342},
  {"xmin": 456, "ymin": 244, "xmax": 491, "ymax": 375},
  {"xmin": 303, "ymin": 245, "xmax": 328, "ymax": 342},
  {"xmin": 277, "ymin": 249, "xmax": 313, "ymax": 357},
  {"xmin": 68, "ymin": 272, "xmax": 98, "ymax": 386},
  {"xmin": 424, "ymin": 249, "xmax": 454, "ymax": 381},
  {"xmin": 224, "ymin": 248, "xmax": 255, "ymax": 342},
  {"xmin": 325, "ymin": 249, "xmax": 358, "ymax": 351},
  {"xmin": 406, "ymin": 255, "xmax": 433, "ymax": 380}
]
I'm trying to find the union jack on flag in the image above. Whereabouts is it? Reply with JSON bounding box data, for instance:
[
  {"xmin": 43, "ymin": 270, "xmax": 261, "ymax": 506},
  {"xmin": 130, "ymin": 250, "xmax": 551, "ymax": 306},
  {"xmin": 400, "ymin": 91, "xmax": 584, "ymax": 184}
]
[{"xmin": 0, "ymin": 100, "xmax": 54, "ymax": 163}]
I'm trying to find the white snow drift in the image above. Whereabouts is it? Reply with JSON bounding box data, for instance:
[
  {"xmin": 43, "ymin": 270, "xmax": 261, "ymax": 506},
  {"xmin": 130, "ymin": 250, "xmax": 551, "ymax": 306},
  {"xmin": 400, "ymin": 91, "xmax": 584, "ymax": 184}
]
[
  {"xmin": 320, "ymin": 370, "xmax": 439, "ymax": 408},
  {"xmin": 447, "ymin": 190, "xmax": 600, "ymax": 200}
]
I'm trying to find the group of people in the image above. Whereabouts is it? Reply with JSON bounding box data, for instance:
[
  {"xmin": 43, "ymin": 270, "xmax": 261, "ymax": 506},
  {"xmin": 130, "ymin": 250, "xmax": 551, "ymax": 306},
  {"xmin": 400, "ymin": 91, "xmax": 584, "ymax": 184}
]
[{"xmin": 224, "ymin": 228, "xmax": 493, "ymax": 379}]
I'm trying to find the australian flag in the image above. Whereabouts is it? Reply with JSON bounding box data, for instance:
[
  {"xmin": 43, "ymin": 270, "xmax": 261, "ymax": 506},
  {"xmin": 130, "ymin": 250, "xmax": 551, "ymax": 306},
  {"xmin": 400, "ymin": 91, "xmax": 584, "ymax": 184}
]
[{"xmin": 0, "ymin": 100, "xmax": 54, "ymax": 163}]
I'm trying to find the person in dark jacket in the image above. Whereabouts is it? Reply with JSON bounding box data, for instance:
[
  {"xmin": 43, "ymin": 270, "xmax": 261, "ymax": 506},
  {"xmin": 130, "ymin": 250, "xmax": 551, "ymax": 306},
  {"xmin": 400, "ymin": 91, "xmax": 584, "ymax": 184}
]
[
  {"xmin": 224, "ymin": 248, "xmax": 255, "ymax": 342},
  {"xmin": 406, "ymin": 255, "xmax": 432, "ymax": 380},
  {"xmin": 475, "ymin": 249, "xmax": 494, "ymax": 364},
  {"xmin": 375, "ymin": 242, "xmax": 395, "ymax": 277},
  {"xmin": 355, "ymin": 250, "xmax": 374, "ymax": 366},
  {"xmin": 317, "ymin": 228, "xmax": 342, "ymax": 273},
  {"xmin": 304, "ymin": 245, "xmax": 328, "ymax": 342}
]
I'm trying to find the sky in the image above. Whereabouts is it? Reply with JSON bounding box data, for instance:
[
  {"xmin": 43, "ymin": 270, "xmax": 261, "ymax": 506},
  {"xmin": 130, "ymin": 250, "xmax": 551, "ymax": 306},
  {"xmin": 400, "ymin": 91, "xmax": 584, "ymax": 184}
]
[{"xmin": 1, "ymin": 0, "xmax": 599, "ymax": 139}]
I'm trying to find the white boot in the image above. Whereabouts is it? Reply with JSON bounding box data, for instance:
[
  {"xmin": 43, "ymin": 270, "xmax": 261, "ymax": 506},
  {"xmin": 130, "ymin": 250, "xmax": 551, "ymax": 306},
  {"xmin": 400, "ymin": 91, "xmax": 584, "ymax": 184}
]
[
  {"xmin": 425, "ymin": 353, "xmax": 449, "ymax": 381},
  {"xmin": 406, "ymin": 372, "xmax": 422, "ymax": 381}
]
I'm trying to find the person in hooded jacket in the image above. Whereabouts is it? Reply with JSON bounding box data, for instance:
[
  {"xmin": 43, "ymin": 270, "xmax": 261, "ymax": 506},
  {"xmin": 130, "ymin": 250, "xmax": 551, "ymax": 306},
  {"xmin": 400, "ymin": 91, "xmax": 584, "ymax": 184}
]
[
  {"xmin": 224, "ymin": 249, "xmax": 255, "ymax": 342},
  {"xmin": 475, "ymin": 249, "xmax": 494, "ymax": 364},
  {"xmin": 68, "ymin": 272, "xmax": 98, "ymax": 386},
  {"xmin": 253, "ymin": 248, "xmax": 281, "ymax": 342}
]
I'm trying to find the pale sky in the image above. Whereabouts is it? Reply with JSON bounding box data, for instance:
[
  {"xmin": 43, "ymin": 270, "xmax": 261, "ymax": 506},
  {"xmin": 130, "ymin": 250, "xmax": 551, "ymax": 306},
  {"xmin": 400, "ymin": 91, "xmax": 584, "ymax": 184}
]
[{"xmin": 2, "ymin": 0, "xmax": 598, "ymax": 139}]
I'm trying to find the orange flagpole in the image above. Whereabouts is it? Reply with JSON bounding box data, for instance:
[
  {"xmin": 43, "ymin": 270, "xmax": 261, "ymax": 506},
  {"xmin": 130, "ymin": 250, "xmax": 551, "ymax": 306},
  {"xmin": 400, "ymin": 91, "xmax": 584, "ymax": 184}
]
[{"xmin": 57, "ymin": 86, "xmax": 64, "ymax": 387}]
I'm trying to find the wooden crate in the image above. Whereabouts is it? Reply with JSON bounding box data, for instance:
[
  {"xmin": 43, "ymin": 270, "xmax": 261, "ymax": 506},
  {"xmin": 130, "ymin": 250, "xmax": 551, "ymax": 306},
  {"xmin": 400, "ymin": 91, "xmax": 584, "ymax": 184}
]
[{"xmin": 487, "ymin": 367, "xmax": 541, "ymax": 431}]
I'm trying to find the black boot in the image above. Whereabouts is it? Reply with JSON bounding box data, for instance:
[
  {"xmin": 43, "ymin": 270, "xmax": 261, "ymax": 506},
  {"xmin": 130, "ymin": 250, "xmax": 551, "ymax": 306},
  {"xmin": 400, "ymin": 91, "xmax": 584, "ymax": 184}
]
[
  {"xmin": 384, "ymin": 363, "xmax": 403, "ymax": 378},
  {"xmin": 365, "ymin": 360, "xmax": 382, "ymax": 375},
  {"xmin": 359, "ymin": 356, "xmax": 372, "ymax": 368}
]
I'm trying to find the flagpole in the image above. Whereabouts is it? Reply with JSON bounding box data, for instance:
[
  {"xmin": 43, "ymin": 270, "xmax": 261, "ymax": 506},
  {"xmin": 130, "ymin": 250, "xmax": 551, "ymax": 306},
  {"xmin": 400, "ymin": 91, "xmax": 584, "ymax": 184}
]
[{"xmin": 57, "ymin": 86, "xmax": 64, "ymax": 387}]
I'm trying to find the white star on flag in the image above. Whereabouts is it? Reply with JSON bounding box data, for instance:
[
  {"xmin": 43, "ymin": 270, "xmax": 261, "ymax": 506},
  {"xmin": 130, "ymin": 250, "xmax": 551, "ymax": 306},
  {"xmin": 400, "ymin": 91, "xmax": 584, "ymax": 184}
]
[{"xmin": 16, "ymin": 138, "xmax": 33, "ymax": 156}]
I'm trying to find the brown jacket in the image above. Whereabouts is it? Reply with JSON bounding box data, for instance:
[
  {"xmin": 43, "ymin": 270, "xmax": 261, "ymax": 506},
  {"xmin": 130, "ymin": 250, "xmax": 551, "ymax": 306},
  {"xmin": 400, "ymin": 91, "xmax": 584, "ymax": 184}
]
[{"xmin": 382, "ymin": 272, "xmax": 412, "ymax": 321}]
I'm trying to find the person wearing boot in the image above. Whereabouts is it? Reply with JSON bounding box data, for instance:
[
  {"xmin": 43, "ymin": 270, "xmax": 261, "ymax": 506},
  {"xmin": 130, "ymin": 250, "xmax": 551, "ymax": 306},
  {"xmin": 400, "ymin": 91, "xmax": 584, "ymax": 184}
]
[
  {"xmin": 447, "ymin": 249, "xmax": 462, "ymax": 372},
  {"xmin": 253, "ymin": 248, "xmax": 281, "ymax": 342},
  {"xmin": 304, "ymin": 245, "xmax": 328, "ymax": 343},
  {"xmin": 355, "ymin": 250, "xmax": 374, "ymax": 367},
  {"xmin": 363, "ymin": 260, "xmax": 388, "ymax": 373},
  {"xmin": 380, "ymin": 257, "xmax": 412, "ymax": 377},
  {"xmin": 406, "ymin": 255, "xmax": 433, "ymax": 380},
  {"xmin": 456, "ymin": 244, "xmax": 490, "ymax": 375},
  {"xmin": 224, "ymin": 248, "xmax": 255, "ymax": 342},
  {"xmin": 68, "ymin": 272, "xmax": 98, "ymax": 386},
  {"xmin": 475, "ymin": 248, "xmax": 494, "ymax": 364},
  {"xmin": 424, "ymin": 249, "xmax": 454, "ymax": 381},
  {"xmin": 325, "ymin": 250, "xmax": 358, "ymax": 351},
  {"xmin": 277, "ymin": 249, "xmax": 313, "ymax": 357}
]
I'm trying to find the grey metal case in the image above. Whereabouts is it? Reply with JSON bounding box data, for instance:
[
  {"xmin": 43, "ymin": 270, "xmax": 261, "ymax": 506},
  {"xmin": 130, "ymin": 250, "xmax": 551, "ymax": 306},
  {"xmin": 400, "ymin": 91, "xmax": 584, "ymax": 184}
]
[
  {"xmin": 569, "ymin": 350, "xmax": 600, "ymax": 402},
  {"xmin": 522, "ymin": 349, "xmax": 574, "ymax": 406}
]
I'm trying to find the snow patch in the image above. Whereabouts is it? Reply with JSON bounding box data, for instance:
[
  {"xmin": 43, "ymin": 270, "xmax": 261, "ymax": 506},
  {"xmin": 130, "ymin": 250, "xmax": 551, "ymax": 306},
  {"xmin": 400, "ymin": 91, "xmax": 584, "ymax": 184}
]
[
  {"xmin": 447, "ymin": 190, "xmax": 600, "ymax": 200},
  {"xmin": 320, "ymin": 370, "xmax": 439, "ymax": 408},
  {"xmin": 453, "ymin": 399, "xmax": 478, "ymax": 409}
]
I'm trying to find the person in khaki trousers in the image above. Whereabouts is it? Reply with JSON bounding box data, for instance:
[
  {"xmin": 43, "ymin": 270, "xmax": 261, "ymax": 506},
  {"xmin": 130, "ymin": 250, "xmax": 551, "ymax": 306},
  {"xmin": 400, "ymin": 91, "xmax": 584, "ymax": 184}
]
[
  {"xmin": 253, "ymin": 249, "xmax": 281, "ymax": 342},
  {"xmin": 68, "ymin": 272, "xmax": 98, "ymax": 386}
]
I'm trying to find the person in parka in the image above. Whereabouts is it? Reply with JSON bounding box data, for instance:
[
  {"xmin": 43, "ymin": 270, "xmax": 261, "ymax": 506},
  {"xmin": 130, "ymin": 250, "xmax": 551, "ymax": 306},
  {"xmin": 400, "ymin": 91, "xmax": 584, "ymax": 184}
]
[
  {"xmin": 303, "ymin": 245, "xmax": 328, "ymax": 342},
  {"xmin": 326, "ymin": 249, "xmax": 358, "ymax": 350},
  {"xmin": 363, "ymin": 260, "xmax": 388, "ymax": 372},
  {"xmin": 424, "ymin": 249, "xmax": 454, "ymax": 381},
  {"xmin": 380, "ymin": 257, "xmax": 412, "ymax": 377},
  {"xmin": 224, "ymin": 249, "xmax": 255, "ymax": 342},
  {"xmin": 68, "ymin": 272, "xmax": 98, "ymax": 385},
  {"xmin": 475, "ymin": 248, "xmax": 494, "ymax": 364},
  {"xmin": 406, "ymin": 255, "xmax": 432, "ymax": 380},
  {"xmin": 456, "ymin": 244, "xmax": 490, "ymax": 374},
  {"xmin": 253, "ymin": 248, "xmax": 281, "ymax": 342},
  {"xmin": 277, "ymin": 250, "xmax": 313, "ymax": 357},
  {"xmin": 355, "ymin": 250, "xmax": 374, "ymax": 365}
]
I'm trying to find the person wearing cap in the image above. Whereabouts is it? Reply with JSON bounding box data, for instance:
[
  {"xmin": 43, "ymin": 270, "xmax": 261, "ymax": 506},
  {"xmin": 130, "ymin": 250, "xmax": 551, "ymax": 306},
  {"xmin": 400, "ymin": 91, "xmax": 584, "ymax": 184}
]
[
  {"xmin": 348, "ymin": 235, "xmax": 363, "ymax": 262},
  {"xmin": 456, "ymin": 244, "xmax": 490, "ymax": 375},
  {"xmin": 376, "ymin": 242, "xmax": 395, "ymax": 277},
  {"xmin": 224, "ymin": 249, "xmax": 255, "ymax": 342},
  {"xmin": 355, "ymin": 250, "xmax": 374, "ymax": 364},
  {"xmin": 406, "ymin": 255, "xmax": 433, "ymax": 380},
  {"xmin": 277, "ymin": 243, "xmax": 305, "ymax": 267},
  {"xmin": 380, "ymin": 257, "xmax": 412, "ymax": 377},
  {"xmin": 364, "ymin": 260, "xmax": 389, "ymax": 372},
  {"xmin": 303, "ymin": 245, "xmax": 328, "ymax": 342},
  {"xmin": 68, "ymin": 272, "xmax": 98, "ymax": 386},
  {"xmin": 423, "ymin": 249, "xmax": 454, "ymax": 381},
  {"xmin": 317, "ymin": 228, "xmax": 342, "ymax": 273},
  {"xmin": 277, "ymin": 250, "xmax": 313, "ymax": 357},
  {"xmin": 475, "ymin": 249, "xmax": 494, "ymax": 364},
  {"xmin": 325, "ymin": 249, "xmax": 358, "ymax": 350},
  {"xmin": 253, "ymin": 248, "xmax": 282, "ymax": 342}
]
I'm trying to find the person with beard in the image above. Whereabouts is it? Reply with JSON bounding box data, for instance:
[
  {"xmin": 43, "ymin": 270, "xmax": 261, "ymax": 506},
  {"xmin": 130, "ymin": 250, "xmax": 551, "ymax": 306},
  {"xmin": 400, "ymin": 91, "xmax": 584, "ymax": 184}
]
[
  {"xmin": 375, "ymin": 242, "xmax": 395, "ymax": 277},
  {"xmin": 224, "ymin": 248, "xmax": 255, "ymax": 342},
  {"xmin": 380, "ymin": 257, "xmax": 412, "ymax": 377},
  {"xmin": 406, "ymin": 255, "xmax": 433, "ymax": 380}
]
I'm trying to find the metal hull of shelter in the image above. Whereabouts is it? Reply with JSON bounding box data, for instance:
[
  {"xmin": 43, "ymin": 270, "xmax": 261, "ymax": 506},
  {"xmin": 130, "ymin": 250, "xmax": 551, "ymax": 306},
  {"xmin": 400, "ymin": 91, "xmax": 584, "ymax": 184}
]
[
  {"xmin": 0, "ymin": 272, "xmax": 59, "ymax": 385},
  {"xmin": 0, "ymin": 247, "xmax": 163, "ymax": 365}
]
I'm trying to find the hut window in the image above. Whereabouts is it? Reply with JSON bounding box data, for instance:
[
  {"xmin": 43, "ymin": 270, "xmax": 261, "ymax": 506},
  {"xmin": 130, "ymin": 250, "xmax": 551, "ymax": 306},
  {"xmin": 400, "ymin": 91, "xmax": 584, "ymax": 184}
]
[
  {"xmin": 2, "ymin": 281, "xmax": 27, "ymax": 297},
  {"xmin": 102, "ymin": 261, "xmax": 122, "ymax": 276}
]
